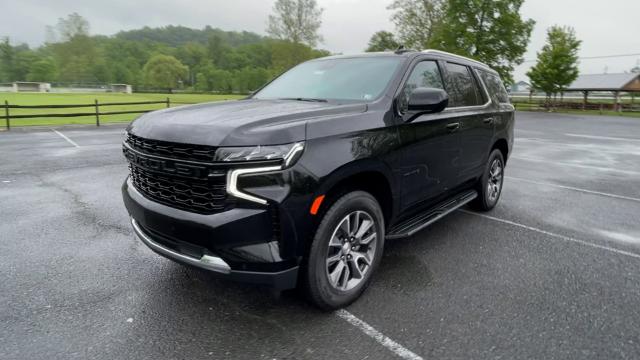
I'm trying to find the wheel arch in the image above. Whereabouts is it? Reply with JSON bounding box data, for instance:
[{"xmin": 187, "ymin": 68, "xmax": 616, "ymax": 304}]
[
  {"xmin": 313, "ymin": 159, "xmax": 396, "ymax": 228},
  {"xmin": 492, "ymin": 138, "xmax": 509, "ymax": 164}
]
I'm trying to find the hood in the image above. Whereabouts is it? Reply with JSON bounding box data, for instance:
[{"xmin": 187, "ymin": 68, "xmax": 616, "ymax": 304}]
[{"xmin": 127, "ymin": 99, "xmax": 367, "ymax": 146}]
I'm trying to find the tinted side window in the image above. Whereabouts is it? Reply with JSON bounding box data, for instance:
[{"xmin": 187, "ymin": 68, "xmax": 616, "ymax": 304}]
[
  {"xmin": 399, "ymin": 61, "xmax": 444, "ymax": 113},
  {"xmin": 480, "ymin": 71, "xmax": 510, "ymax": 103},
  {"xmin": 444, "ymin": 63, "xmax": 483, "ymax": 107}
]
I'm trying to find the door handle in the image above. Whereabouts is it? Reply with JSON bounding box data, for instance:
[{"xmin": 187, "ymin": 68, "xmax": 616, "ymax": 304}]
[
  {"xmin": 483, "ymin": 117, "xmax": 494, "ymax": 124},
  {"xmin": 446, "ymin": 122, "xmax": 460, "ymax": 132}
]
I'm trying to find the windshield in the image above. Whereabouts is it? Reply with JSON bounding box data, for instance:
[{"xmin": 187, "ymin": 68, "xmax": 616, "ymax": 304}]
[{"xmin": 253, "ymin": 57, "xmax": 403, "ymax": 102}]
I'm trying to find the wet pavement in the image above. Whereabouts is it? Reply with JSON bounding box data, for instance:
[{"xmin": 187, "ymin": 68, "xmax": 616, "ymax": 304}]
[{"xmin": 1, "ymin": 112, "xmax": 640, "ymax": 359}]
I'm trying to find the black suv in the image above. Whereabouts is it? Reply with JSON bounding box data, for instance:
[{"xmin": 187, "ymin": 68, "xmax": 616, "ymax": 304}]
[{"xmin": 122, "ymin": 50, "xmax": 514, "ymax": 309}]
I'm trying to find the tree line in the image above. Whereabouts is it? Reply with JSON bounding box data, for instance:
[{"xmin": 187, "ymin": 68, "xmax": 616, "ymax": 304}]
[{"xmin": 0, "ymin": 5, "xmax": 329, "ymax": 93}]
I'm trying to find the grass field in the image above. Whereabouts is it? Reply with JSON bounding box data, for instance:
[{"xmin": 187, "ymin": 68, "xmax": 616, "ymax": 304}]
[{"xmin": 1, "ymin": 93, "xmax": 244, "ymax": 127}]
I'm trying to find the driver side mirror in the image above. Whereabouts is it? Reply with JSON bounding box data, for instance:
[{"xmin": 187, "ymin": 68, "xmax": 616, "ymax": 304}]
[{"xmin": 404, "ymin": 87, "xmax": 449, "ymax": 121}]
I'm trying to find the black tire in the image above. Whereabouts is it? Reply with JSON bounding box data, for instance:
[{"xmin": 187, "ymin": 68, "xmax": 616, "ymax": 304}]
[
  {"xmin": 302, "ymin": 191, "xmax": 385, "ymax": 310},
  {"xmin": 472, "ymin": 149, "xmax": 505, "ymax": 211}
]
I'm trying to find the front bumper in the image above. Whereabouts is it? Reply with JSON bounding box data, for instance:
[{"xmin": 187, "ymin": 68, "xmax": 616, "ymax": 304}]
[
  {"xmin": 123, "ymin": 177, "xmax": 300, "ymax": 289},
  {"xmin": 131, "ymin": 218, "xmax": 298, "ymax": 289},
  {"xmin": 131, "ymin": 218, "xmax": 232, "ymax": 273}
]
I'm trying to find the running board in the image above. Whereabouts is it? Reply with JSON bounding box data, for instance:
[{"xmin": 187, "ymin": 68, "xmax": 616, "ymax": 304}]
[{"xmin": 386, "ymin": 190, "xmax": 478, "ymax": 239}]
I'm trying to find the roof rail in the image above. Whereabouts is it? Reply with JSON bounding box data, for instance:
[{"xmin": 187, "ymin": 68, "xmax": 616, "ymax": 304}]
[
  {"xmin": 395, "ymin": 45, "xmax": 416, "ymax": 55},
  {"xmin": 421, "ymin": 49, "xmax": 489, "ymax": 68}
]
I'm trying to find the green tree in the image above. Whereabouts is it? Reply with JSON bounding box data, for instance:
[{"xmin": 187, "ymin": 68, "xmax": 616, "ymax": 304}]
[
  {"xmin": 388, "ymin": 0, "xmax": 444, "ymax": 49},
  {"xmin": 45, "ymin": 14, "xmax": 104, "ymax": 83},
  {"xmin": 195, "ymin": 72, "xmax": 210, "ymax": 91},
  {"xmin": 91, "ymin": 60, "xmax": 111, "ymax": 83},
  {"xmin": 0, "ymin": 39, "xmax": 39, "ymax": 81},
  {"xmin": 177, "ymin": 42, "xmax": 208, "ymax": 85},
  {"xmin": 218, "ymin": 49, "xmax": 251, "ymax": 71},
  {"xmin": 431, "ymin": 0, "xmax": 535, "ymax": 84},
  {"xmin": 209, "ymin": 68, "xmax": 234, "ymax": 93},
  {"xmin": 268, "ymin": 40, "xmax": 329, "ymax": 75},
  {"xmin": 527, "ymin": 26, "xmax": 581, "ymax": 103},
  {"xmin": 56, "ymin": 13, "xmax": 90, "ymax": 42},
  {"xmin": 142, "ymin": 54, "xmax": 188, "ymax": 91},
  {"xmin": 207, "ymin": 35, "xmax": 231, "ymax": 67},
  {"xmin": 109, "ymin": 63, "xmax": 135, "ymax": 84},
  {"xmin": 0, "ymin": 37, "xmax": 15, "ymax": 81},
  {"xmin": 52, "ymin": 35, "xmax": 99, "ymax": 83},
  {"xmin": 101, "ymin": 38, "xmax": 153, "ymax": 86},
  {"xmin": 27, "ymin": 57, "xmax": 58, "ymax": 81},
  {"xmin": 267, "ymin": 0, "xmax": 324, "ymax": 47},
  {"xmin": 233, "ymin": 67, "xmax": 270, "ymax": 93},
  {"xmin": 365, "ymin": 31, "xmax": 401, "ymax": 52},
  {"xmin": 11, "ymin": 47, "xmax": 37, "ymax": 81},
  {"xmin": 194, "ymin": 62, "xmax": 219, "ymax": 91},
  {"xmin": 237, "ymin": 43, "xmax": 272, "ymax": 69}
]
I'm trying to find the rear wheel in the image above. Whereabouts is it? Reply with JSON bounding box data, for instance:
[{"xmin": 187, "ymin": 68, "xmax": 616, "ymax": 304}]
[
  {"xmin": 303, "ymin": 191, "xmax": 385, "ymax": 310},
  {"xmin": 472, "ymin": 149, "xmax": 505, "ymax": 211}
]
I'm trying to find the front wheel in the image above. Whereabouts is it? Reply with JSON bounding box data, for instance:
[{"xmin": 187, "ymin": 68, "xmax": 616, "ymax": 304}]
[
  {"xmin": 472, "ymin": 149, "xmax": 505, "ymax": 211},
  {"xmin": 303, "ymin": 191, "xmax": 385, "ymax": 310}
]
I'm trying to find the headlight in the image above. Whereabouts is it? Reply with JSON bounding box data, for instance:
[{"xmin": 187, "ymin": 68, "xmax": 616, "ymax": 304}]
[
  {"xmin": 223, "ymin": 142, "xmax": 305, "ymax": 205},
  {"xmin": 214, "ymin": 142, "xmax": 304, "ymax": 167}
]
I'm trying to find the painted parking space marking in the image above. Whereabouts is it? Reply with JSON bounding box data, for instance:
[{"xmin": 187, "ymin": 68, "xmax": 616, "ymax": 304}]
[
  {"xmin": 460, "ymin": 210, "xmax": 640, "ymax": 260},
  {"xmin": 564, "ymin": 133, "xmax": 640, "ymax": 142},
  {"xmin": 52, "ymin": 129, "xmax": 80, "ymax": 148},
  {"xmin": 335, "ymin": 309, "xmax": 424, "ymax": 360},
  {"xmin": 506, "ymin": 176, "xmax": 640, "ymax": 203},
  {"xmin": 511, "ymin": 156, "xmax": 640, "ymax": 176}
]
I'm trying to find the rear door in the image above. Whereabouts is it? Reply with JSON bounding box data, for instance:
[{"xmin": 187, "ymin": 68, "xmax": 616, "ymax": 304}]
[
  {"xmin": 441, "ymin": 62, "xmax": 494, "ymax": 185},
  {"xmin": 478, "ymin": 69, "xmax": 514, "ymax": 150}
]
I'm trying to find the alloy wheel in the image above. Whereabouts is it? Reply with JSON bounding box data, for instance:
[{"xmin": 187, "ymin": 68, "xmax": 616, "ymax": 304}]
[
  {"xmin": 487, "ymin": 158, "xmax": 503, "ymax": 202},
  {"xmin": 325, "ymin": 210, "xmax": 377, "ymax": 291}
]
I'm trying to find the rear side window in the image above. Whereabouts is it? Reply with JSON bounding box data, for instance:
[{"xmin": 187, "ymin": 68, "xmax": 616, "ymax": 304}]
[
  {"xmin": 399, "ymin": 60, "xmax": 445, "ymax": 113},
  {"xmin": 443, "ymin": 63, "xmax": 484, "ymax": 107},
  {"xmin": 480, "ymin": 71, "xmax": 510, "ymax": 104}
]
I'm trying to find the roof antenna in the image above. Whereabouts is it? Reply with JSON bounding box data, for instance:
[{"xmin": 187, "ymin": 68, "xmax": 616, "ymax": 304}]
[{"xmin": 394, "ymin": 45, "xmax": 408, "ymax": 54}]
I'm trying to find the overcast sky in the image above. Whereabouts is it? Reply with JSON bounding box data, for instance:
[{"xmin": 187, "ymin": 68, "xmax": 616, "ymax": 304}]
[{"xmin": 1, "ymin": 0, "xmax": 639, "ymax": 81}]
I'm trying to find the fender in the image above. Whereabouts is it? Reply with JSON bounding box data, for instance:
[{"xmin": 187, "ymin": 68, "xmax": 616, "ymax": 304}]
[{"xmin": 314, "ymin": 158, "xmax": 396, "ymax": 201}]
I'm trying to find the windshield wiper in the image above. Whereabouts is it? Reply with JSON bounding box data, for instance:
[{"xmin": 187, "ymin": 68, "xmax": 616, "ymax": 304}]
[{"xmin": 278, "ymin": 97, "xmax": 328, "ymax": 103}]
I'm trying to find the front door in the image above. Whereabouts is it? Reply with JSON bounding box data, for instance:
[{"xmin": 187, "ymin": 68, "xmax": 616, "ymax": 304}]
[{"xmin": 395, "ymin": 60, "xmax": 462, "ymax": 212}]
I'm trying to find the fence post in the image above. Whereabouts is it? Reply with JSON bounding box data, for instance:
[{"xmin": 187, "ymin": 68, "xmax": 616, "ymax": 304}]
[
  {"xmin": 94, "ymin": 99, "xmax": 100, "ymax": 127},
  {"xmin": 166, "ymin": 97, "xmax": 171, "ymax": 108},
  {"xmin": 4, "ymin": 100, "xmax": 9, "ymax": 131}
]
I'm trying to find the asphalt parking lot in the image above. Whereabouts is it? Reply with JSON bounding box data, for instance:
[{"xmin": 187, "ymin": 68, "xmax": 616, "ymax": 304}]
[{"xmin": 2, "ymin": 111, "xmax": 640, "ymax": 360}]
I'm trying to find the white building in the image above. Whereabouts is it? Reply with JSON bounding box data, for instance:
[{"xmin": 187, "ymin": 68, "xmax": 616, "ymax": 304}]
[{"xmin": 12, "ymin": 82, "xmax": 51, "ymax": 92}]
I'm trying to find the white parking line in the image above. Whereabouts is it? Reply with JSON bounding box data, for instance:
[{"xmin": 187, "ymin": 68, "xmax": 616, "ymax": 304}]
[
  {"xmin": 460, "ymin": 210, "xmax": 640, "ymax": 260},
  {"xmin": 335, "ymin": 309, "xmax": 423, "ymax": 360},
  {"xmin": 511, "ymin": 156, "xmax": 640, "ymax": 176},
  {"xmin": 506, "ymin": 176, "xmax": 640, "ymax": 203},
  {"xmin": 564, "ymin": 133, "xmax": 640, "ymax": 142},
  {"xmin": 52, "ymin": 129, "xmax": 80, "ymax": 148}
]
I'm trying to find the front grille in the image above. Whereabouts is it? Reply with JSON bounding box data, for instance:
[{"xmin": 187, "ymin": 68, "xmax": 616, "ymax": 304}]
[
  {"xmin": 129, "ymin": 164, "xmax": 227, "ymax": 214},
  {"xmin": 124, "ymin": 134, "xmax": 228, "ymax": 214},
  {"xmin": 126, "ymin": 133, "xmax": 217, "ymax": 162}
]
